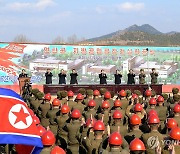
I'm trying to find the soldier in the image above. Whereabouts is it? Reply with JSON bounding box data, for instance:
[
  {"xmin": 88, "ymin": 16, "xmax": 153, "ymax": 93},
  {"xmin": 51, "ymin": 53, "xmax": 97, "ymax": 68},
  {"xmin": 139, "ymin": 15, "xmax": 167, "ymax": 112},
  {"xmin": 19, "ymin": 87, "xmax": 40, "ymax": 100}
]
[
  {"xmin": 104, "ymin": 91, "xmax": 114, "ymax": 109},
  {"xmin": 56, "ymin": 104, "xmax": 70, "ymax": 150},
  {"xmin": 100, "ymin": 88, "xmax": 107, "ymax": 99},
  {"xmin": 114, "ymin": 69, "xmax": 122, "ymax": 84},
  {"xmin": 126, "ymin": 103, "xmax": 146, "ymax": 120},
  {"xmin": 46, "ymin": 98, "xmax": 61, "ymax": 136},
  {"xmin": 84, "ymin": 120, "xmax": 105, "ymax": 154},
  {"xmin": 171, "ymin": 104, "xmax": 180, "ymax": 126},
  {"xmin": 41, "ymin": 130, "xmax": 56, "ymax": 153},
  {"xmin": 64, "ymin": 109, "xmax": 82, "ymax": 154},
  {"xmin": 97, "ymin": 101, "xmax": 110, "ymax": 126},
  {"xmin": 81, "ymin": 117, "xmax": 96, "ymax": 141},
  {"xmin": 31, "ymin": 92, "xmax": 44, "ymax": 114},
  {"xmin": 67, "ymin": 90, "xmax": 75, "ymax": 110},
  {"xmin": 59, "ymin": 90, "xmax": 68, "ymax": 105},
  {"xmin": 155, "ymin": 96, "xmax": 168, "ymax": 133},
  {"xmin": 127, "ymin": 69, "xmax": 135, "ymax": 84},
  {"xmin": 126, "ymin": 90, "xmax": 132, "ymax": 101},
  {"xmin": 143, "ymin": 89, "xmax": 152, "ymax": 108},
  {"xmin": 51, "ymin": 146, "xmax": 66, "ymax": 154},
  {"xmin": 101, "ymin": 132, "xmax": 129, "ymax": 154},
  {"xmin": 150, "ymin": 68, "xmax": 158, "ymax": 84},
  {"xmin": 125, "ymin": 114, "xmax": 143, "ymax": 144},
  {"xmin": 146, "ymin": 98, "xmax": 157, "ymax": 114},
  {"xmin": 99, "ymin": 69, "xmax": 107, "ymax": 84},
  {"xmin": 172, "ymin": 87, "xmax": 179, "ymax": 96},
  {"xmin": 83, "ymin": 100, "xmax": 97, "ymax": 121},
  {"xmin": 93, "ymin": 89, "xmax": 102, "ymax": 111},
  {"xmin": 70, "ymin": 69, "xmax": 78, "ymax": 84},
  {"xmin": 29, "ymin": 88, "xmax": 40, "ymax": 104},
  {"xmin": 110, "ymin": 100, "xmax": 126, "ymax": 125},
  {"xmin": 58, "ymin": 69, "xmax": 66, "ymax": 84},
  {"xmin": 139, "ymin": 69, "xmax": 146, "ymax": 84},
  {"xmin": 129, "ymin": 138, "xmax": 146, "ymax": 154},
  {"xmin": 119, "ymin": 90, "xmax": 129, "ymax": 110},
  {"xmin": 38, "ymin": 93, "xmax": 51, "ymax": 128},
  {"xmin": 45, "ymin": 68, "xmax": 53, "ymax": 84},
  {"xmin": 72, "ymin": 93, "xmax": 85, "ymax": 114},
  {"xmin": 162, "ymin": 127, "xmax": 180, "ymax": 154},
  {"xmin": 168, "ymin": 94, "xmax": 180, "ymax": 116},
  {"xmin": 141, "ymin": 114, "xmax": 164, "ymax": 154},
  {"xmin": 78, "ymin": 88, "xmax": 87, "ymax": 98},
  {"xmin": 84, "ymin": 89, "xmax": 94, "ymax": 106},
  {"xmin": 162, "ymin": 93, "xmax": 169, "ymax": 108},
  {"xmin": 109, "ymin": 110, "xmax": 128, "ymax": 136},
  {"xmin": 165, "ymin": 118, "xmax": 178, "ymax": 134}
]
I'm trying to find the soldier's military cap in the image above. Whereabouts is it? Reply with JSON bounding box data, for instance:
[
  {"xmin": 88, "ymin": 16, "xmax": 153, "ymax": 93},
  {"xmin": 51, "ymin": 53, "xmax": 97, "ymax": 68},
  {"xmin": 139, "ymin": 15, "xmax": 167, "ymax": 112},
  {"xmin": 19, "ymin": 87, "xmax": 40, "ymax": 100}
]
[
  {"xmin": 172, "ymin": 88, "xmax": 179, "ymax": 95},
  {"xmin": 78, "ymin": 88, "xmax": 86, "ymax": 95},
  {"xmin": 100, "ymin": 88, "xmax": 107, "ymax": 95},
  {"xmin": 162, "ymin": 93, "xmax": 168, "ymax": 100},
  {"xmin": 31, "ymin": 88, "xmax": 40, "ymax": 96},
  {"xmin": 134, "ymin": 90, "xmax": 141, "ymax": 96},
  {"xmin": 61, "ymin": 90, "xmax": 67, "ymax": 98},
  {"xmin": 37, "ymin": 92, "xmax": 44, "ymax": 100},
  {"xmin": 86, "ymin": 89, "xmax": 93, "ymax": 96},
  {"xmin": 57, "ymin": 91, "xmax": 62, "ymax": 99},
  {"xmin": 173, "ymin": 94, "xmax": 180, "ymax": 102},
  {"xmin": 125, "ymin": 89, "xmax": 132, "ymax": 97}
]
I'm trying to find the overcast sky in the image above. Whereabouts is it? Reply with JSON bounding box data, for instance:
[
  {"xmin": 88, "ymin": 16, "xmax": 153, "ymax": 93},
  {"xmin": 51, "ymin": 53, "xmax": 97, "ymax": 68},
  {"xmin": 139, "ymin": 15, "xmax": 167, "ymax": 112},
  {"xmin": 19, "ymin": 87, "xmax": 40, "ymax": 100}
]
[{"xmin": 0, "ymin": 0, "xmax": 179, "ymax": 43}]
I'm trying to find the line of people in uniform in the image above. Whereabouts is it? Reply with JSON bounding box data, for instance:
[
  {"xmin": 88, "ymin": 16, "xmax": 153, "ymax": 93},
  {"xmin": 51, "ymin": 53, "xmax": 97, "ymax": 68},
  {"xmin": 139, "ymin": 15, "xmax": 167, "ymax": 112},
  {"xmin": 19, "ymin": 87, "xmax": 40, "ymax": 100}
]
[
  {"xmin": 44, "ymin": 68, "xmax": 159, "ymax": 85},
  {"xmin": 20, "ymin": 86, "xmax": 180, "ymax": 154}
]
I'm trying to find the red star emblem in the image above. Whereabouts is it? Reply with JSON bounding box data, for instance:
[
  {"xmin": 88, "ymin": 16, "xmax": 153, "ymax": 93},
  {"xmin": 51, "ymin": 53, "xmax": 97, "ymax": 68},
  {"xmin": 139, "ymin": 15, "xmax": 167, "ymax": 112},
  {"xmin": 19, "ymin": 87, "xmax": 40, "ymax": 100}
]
[{"xmin": 12, "ymin": 107, "xmax": 30, "ymax": 125}]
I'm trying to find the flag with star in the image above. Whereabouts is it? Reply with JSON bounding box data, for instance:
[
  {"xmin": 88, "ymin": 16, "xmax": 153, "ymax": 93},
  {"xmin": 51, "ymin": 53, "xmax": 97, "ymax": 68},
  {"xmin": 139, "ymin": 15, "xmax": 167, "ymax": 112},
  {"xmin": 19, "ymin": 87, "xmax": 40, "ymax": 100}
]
[{"xmin": 0, "ymin": 88, "xmax": 43, "ymax": 154}]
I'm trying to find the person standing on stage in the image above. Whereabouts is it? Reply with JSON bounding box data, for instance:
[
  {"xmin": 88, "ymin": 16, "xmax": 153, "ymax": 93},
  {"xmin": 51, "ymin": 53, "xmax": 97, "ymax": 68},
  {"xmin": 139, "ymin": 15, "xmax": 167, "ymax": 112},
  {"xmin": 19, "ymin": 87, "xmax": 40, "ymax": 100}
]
[
  {"xmin": 139, "ymin": 69, "xmax": 146, "ymax": 84},
  {"xmin": 45, "ymin": 68, "xmax": 53, "ymax": 84},
  {"xmin": 114, "ymin": 69, "xmax": 122, "ymax": 84},
  {"xmin": 58, "ymin": 69, "xmax": 66, "ymax": 84},
  {"xmin": 127, "ymin": 69, "xmax": 135, "ymax": 84},
  {"xmin": 19, "ymin": 69, "xmax": 28, "ymax": 78},
  {"xmin": 99, "ymin": 69, "xmax": 107, "ymax": 84},
  {"xmin": 70, "ymin": 69, "xmax": 78, "ymax": 84},
  {"xmin": 150, "ymin": 68, "xmax": 158, "ymax": 84}
]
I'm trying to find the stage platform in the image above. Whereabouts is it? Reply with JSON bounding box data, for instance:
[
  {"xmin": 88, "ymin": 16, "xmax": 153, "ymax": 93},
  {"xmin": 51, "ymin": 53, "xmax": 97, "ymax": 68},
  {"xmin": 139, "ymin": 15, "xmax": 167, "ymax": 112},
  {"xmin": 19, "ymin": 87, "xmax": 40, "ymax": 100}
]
[{"xmin": 43, "ymin": 84, "xmax": 163, "ymax": 95}]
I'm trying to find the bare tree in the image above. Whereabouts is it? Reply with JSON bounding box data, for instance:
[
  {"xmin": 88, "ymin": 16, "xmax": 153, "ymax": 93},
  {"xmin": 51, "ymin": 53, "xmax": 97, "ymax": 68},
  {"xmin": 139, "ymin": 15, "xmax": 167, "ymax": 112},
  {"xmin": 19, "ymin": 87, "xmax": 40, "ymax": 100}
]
[
  {"xmin": 67, "ymin": 34, "xmax": 78, "ymax": 44},
  {"xmin": 13, "ymin": 34, "xmax": 31, "ymax": 43},
  {"xmin": 52, "ymin": 36, "xmax": 65, "ymax": 44}
]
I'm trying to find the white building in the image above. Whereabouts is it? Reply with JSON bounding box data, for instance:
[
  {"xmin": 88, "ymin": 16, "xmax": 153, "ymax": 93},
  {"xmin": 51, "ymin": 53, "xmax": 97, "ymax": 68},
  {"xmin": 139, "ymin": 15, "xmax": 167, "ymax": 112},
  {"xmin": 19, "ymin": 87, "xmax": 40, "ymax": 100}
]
[{"xmin": 29, "ymin": 57, "xmax": 84, "ymax": 73}]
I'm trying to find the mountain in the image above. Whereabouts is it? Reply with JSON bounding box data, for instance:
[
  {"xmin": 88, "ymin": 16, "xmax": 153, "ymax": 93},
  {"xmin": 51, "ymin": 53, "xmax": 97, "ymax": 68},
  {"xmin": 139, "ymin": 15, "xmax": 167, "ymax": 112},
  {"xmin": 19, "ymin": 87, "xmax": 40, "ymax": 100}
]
[
  {"xmin": 166, "ymin": 31, "xmax": 179, "ymax": 35},
  {"xmin": 123, "ymin": 24, "xmax": 162, "ymax": 35},
  {"xmin": 86, "ymin": 24, "xmax": 180, "ymax": 46}
]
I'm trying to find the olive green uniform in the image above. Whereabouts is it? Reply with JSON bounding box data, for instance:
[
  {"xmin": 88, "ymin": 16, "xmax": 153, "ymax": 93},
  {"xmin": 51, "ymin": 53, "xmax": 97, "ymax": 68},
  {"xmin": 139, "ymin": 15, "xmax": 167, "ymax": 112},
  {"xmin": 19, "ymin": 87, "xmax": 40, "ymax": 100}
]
[
  {"xmin": 139, "ymin": 73, "xmax": 146, "ymax": 84},
  {"xmin": 64, "ymin": 120, "xmax": 82, "ymax": 154},
  {"xmin": 38, "ymin": 103, "xmax": 51, "ymax": 128},
  {"xmin": 141, "ymin": 130, "xmax": 165, "ymax": 154},
  {"xmin": 46, "ymin": 108, "xmax": 59, "ymax": 136},
  {"xmin": 150, "ymin": 72, "xmax": 158, "ymax": 84}
]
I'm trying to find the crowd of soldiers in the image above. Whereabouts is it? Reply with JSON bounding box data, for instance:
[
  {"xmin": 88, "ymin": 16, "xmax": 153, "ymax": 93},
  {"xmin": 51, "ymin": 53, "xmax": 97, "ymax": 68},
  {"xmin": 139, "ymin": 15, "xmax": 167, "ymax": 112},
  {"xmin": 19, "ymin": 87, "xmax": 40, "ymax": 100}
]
[{"xmin": 21, "ymin": 86, "xmax": 180, "ymax": 154}]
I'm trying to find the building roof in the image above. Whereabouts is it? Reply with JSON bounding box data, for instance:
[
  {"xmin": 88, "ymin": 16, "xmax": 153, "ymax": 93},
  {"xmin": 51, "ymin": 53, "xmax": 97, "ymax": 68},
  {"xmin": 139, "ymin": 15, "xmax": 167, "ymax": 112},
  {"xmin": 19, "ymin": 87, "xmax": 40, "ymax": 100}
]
[
  {"xmin": 90, "ymin": 65, "xmax": 116, "ymax": 69},
  {"xmin": 33, "ymin": 57, "xmax": 60, "ymax": 64}
]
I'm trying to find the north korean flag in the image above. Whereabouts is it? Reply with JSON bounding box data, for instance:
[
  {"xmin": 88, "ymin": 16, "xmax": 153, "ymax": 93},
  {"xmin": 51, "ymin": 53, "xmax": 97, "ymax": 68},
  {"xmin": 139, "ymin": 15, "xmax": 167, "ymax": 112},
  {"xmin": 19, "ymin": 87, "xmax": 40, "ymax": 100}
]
[{"xmin": 0, "ymin": 88, "xmax": 43, "ymax": 154}]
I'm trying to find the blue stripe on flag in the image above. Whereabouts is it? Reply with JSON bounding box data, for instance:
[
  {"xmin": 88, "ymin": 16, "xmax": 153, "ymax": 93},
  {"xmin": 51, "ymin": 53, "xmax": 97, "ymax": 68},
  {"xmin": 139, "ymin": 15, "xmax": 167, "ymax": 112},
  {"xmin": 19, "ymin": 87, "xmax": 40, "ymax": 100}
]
[
  {"xmin": 0, "ymin": 134, "xmax": 43, "ymax": 148},
  {"xmin": 0, "ymin": 88, "xmax": 23, "ymax": 101}
]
